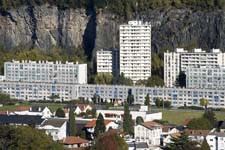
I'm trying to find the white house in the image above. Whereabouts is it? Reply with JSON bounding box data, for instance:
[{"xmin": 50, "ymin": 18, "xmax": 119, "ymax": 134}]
[
  {"xmin": 135, "ymin": 121, "xmax": 162, "ymax": 146},
  {"xmin": 39, "ymin": 118, "xmax": 67, "ymax": 141},
  {"xmin": 62, "ymin": 136, "xmax": 90, "ymax": 149},
  {"xmin": 161, "ymin": 125, "xmax": 181, "ymax": 146},
  {"xmin": 85, "ymin": 119, "xmax": 119, "ymax": 139},
  {"xmin": 206, "ymin": 132, "xmax": 225, "ymax": 150},
  {"xmin": 13, "ymin": 106, "xmax": 52, "ymax": 118},
  {"xmin": 185, "ymin": 129, "xmax": 210, "ymax": 144}
]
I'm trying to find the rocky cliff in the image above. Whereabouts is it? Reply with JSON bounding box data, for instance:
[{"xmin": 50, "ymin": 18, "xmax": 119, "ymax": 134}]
[{"xmin": 0, "ymin": 5, "xmax": 225, "ymax": 59}]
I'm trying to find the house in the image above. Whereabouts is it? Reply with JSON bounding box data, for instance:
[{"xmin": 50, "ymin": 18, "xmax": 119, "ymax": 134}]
[
  {"xmin": 85, "ymin": 119, "xmax": 119, "ymax": 139},
  {"xmin": 161, "ymin": 124, "xmax": 182, "ymax": 146},
  {"xmin": 13, "ymin": 106, "xmax": 52, "ymax": 118},
  {"xmin": 135, "ymin": 121, "xmax": 162, "ymax": 146},
  {"xmin": 127, "ymin": 142, "xmax": 149, "ymax": 150},
  {"xmin": 163, "ymin": 132, "xmax": 181, "ymax": 146},
  {"xmin": 64, "ymin": 104, "xmax": 92, "ymax": 115},
  {"xmin": 39, "ymin": 118, "xmax": 67, "ymax": 141},
  {"xmin": 206, "ymin": 132, "xmax": 225, "ymax": 150},
  {"xmin": 185, "ymin": 129, "xmax": 210, "ymax": 143},
  {"xmin": 0, "ymin": 114, "xmax": 44, "ymax": 127},
  {"xmin": 62, "ymin": 136, "xmax": 90, "ymax": 149}
]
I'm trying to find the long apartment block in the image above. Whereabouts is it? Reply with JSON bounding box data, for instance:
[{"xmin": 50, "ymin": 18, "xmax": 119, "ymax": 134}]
[
  {"xmin": 0, "ymin": 82, "xmax": 224, "ymax": 108},
  {"xmin": 164, "ymin": 48, "xmax": 225, "ymax": 87},
  {"xmin": 4, "ymin": 60, "xmax": 87, "ymax": 84}
]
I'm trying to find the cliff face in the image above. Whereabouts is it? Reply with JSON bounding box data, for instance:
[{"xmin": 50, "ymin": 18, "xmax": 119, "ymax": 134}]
[{"xmin": 0, "ymin": 5, "xmax": 225, "ymax": 58}]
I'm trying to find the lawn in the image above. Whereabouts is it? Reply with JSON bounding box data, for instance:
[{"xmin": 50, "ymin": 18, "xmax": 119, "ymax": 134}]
[
  {"xmin": 0, "ymin": 102, "xmax": 65, "ymax": 112},
  {"xmin": 158, "ymin": 109, "xmax": 225, "ymax": 125}
]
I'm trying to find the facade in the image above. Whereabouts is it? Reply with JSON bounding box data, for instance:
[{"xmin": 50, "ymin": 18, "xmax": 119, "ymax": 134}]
[
  {"xmin": 206, "ymin": 132, "xmax": 225, "ymax": 150},
  {"xmin": 120, "ymin": 21, "xmax": 151, "ymax": 82},
  {"xmin": 2, "ymin": 82, "xmax": 225, "ymax": 108},
  {"xmin": 186, "ymin": 67, "xmax": 225, "ymax": 89},
  {"xmin": 134, "ymin": 121, "xmax": 162, "ymax": 146},
  {"xmin": 164, "ymin": 48, "xmax": 225, "ymax": 87},
  {"xmin": 4, "ymin": 60, "xmax": 87, "ymax": 84},
  {"xmin": 39, "ymin": 118, "xmax": 67, "ymax": 141},
  {"xmin": 63, "ymin": 136, "xmax": 90, "ymax": 149},
  {"xmin": 96, "ymin": 48, "xmax": 119, "ymax": 75}
]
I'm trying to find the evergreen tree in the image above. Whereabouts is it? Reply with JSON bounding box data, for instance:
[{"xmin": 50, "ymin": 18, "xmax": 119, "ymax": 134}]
[
  {"xmin": 136, "ymin": 116, "xmax": 144, "ymax": 125},
  {"xmin": 144, "ymin": 94, "xmax": 150, "ymax": 106},
  {"xmin": 201, "ymin": 138, "xmax": 210, "ymax": 150},
  {"xmin": 127, "ymin": 94, "xmax": 134, "ymax": 105},
  {"xmin": 203, "ymin": 109, "xmax": 217, "ymax": 127},
  {"xmin": 55, "ymin": 108, "xmax": 65, "ymax": 118},
  {"xmin": 123, "ymin": 102, "xmax": 134, "ymax": 135},
  {"xmin": 94, "ymin": 113, "xmax": 106, "ymax": 137},
  {"xmin": 187, "ymin": 118, "xmax": 212, "ymax": 130},
  {"xmin": 69, "ymin": 109, "xmax": 76, "ymax": 136}
]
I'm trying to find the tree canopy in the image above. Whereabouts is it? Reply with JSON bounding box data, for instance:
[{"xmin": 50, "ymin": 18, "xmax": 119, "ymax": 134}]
[
  {"xmin": 69, "ymin": 109, "xmax": 76, "ymax": 136},
  {"xmin": 201, "ymin": 138, "xmax": 210, "ymax": 150},
  {"xmin": 123, "ymin": 102, "xmax": 134, "ymax": 135},
  {"xmin": 55, "ymin": 108, "xmax": 65, "ymax": 118},
  {"xmin": 0, "ymin": 125, "xmax": 63, "ymax": 150},
  {"xmin": 187, "ymin": 118, "xmax": 212, "ymax": 130},
  {"xmin": 94, "ymin": 113, "xmax": 106, "ymax": 137}
]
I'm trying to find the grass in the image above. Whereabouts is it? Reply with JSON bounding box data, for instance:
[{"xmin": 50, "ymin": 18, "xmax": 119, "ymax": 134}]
[
  {"xmin": 0, "ymin": 102, "xmax": 65, "ymax": 112},
  {"xmin": 158, "ymin": 109, "xmax": 225, "ymax": 125}
]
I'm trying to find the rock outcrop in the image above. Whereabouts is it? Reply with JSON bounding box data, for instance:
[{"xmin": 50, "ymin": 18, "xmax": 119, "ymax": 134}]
[{"xmin": 0, "ymin": 5, "xmax": 225, "ymax": 58}]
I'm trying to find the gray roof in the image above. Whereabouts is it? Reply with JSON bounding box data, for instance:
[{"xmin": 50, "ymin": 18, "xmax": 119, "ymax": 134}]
[
  {"xmin": 208, "ymin": 132, "xmax": 225, "ymax": 137},
  {"xmin": 136, "ymin": 142, "xmax": 149, "ymax": 149},
  {"xmin": 41, "ymin": 118, "xmax": 67, "ymax": 127},
  {"xmin": 0, "ymin": 115, "xmax": 44, "ymax": 125},
  {"xmin": 30, "ymin": 106, "xmax": 46, "ymax": 112}
]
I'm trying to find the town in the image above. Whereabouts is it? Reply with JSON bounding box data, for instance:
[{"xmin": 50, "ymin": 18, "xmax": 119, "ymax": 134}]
[{"xmin": 0, "ymin": 20, "xmax": 225, "ymax": 150}]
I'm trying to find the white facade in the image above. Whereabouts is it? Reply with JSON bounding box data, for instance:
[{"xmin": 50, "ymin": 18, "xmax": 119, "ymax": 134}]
[
  {"xmin": 4, "ymin": 60, "xmax": 87, "ymax": 84},
  {"xmin": 134, "ymin": 122, "xmax": 162, "ymax": 146},
  {"xmin": 120, "ymin": 21, "xmax": 151, "ymax": 82},
  {"xmin": 186, "ymin": 67, "xmax": 225, "ymax": 89},
  {"xmin": 97, "ymin": 49, "xmax": 113, "ymax": 73},
  {"xmin": 96, "ymin": 109, "xmax": 162, "ymax": 122},
  {"xmin": 206, "ymin": 132, "xmax": 225, "ymax": 150},
  {"xmin": 164, "ymin": 48, "xmax": 225, "ymax": 87},
  {"xmin": 13, "ymin": 107, "xmax": 52, "ymax": 118},
  {"xmin": 0, "ymin": 75, "xmax": 5, "ymax": 81}
]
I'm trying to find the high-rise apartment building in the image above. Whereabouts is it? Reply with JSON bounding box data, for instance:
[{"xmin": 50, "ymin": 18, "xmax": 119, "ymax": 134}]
[
  {"xmin": 164, "ymin": 48, "xmax": 225, "ymax": 87},
  {"xmin": 186, "ymin": 67, "xmax": 225, "ymax": 89},
  {"xmin": 4, "ymin": 60, "xmax": 87, "ymax": 84},
  {"xmin": 120, "ymin": 21, "xmax": 151, "ymax": 83},
  {"xmin": 96, "ymin": 48, "xmax": 119, "ymax": 75}
]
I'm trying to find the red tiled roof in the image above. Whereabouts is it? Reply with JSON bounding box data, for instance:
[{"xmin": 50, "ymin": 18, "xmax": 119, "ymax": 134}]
[
  {"xmin": 16, "ymin": 106, "xmax": 29, "ymax": 111},
  {"xmin": 63, "ymin": 136, "xmax": 89, "ymax": 145},
  {"xmin": 171, "ymin": 133, "xmax": 181, "ymax": 139},
  {"xmin": 142, "ymin": 121, "xmax": 162, "ymax": 129},
  {"xmin": 185, "ymin": 129, "xmax": 210, "ymax": 136},
  {"xmin": 0, "ymin": 111, "xmax": 8, "ymax": 115},
  {"xmin": 85, "ymin": 119, "xmax": 113, "ymax": 128}
]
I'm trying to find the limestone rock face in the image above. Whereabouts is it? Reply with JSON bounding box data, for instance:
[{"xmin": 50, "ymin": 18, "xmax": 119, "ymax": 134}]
[{"xmin": 0, "ymin": 6, "xmax": 225, "ymax": 56}]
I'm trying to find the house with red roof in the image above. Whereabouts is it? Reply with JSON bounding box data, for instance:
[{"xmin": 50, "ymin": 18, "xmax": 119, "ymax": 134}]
[
  {"xmin": 62, "ymin": 136, "xmax": 90, "ymax": 149},
  {"xmin": 85, "ymin": 119, "xmax": 119, "ymax": 139}
]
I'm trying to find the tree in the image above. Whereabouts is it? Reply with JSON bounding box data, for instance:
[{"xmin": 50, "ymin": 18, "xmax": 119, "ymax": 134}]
[
  {"xmin": 146, "ymin": 75, "xmax": 164, "ymax": 87},
  {"xmin": 127, "ymin": 94, "xmax": 134, "ymax": 105},
  {"xmin": 201, "ymin": 138, "xmax": 210, "ymax": 150},
  {"xmin": 176, "ymin": 71, "xmax": 186, "ymax": 87},
  {"xmin": 144, "ymin": 94, "xmax": 150, "ymax": 106},
  {"xmin": 165, "ymin": 132, "xmax": 200, "ymax": 150},
  {"xmin": 200, "ymin": 98, "xmax": 209, "ymax": 111},
  {"xmin": 136, "ymin": 116, "xmax": 144, "ymax": 125},
  {"xmin": 55, "ymin": 108, "xmax": 65, "ymax": 118},
  {"xmin": 69, "ymin": 109, "xmax": 76, "ymax": 136},
  {"xmin": 203, "ymin": 109, "xmax": 217, "ymax": 127},
  {"xmin": 94, "ymin": 73, "xmax": 113, "ymax": 85},
  {"xmin": 164, "ymin": 101, "xmax": 171, "ymax": 108},
  {"xmin": 0, "ymin": 125, "xmax": 63, "ymax": 150},
  {"xmin": 187, "ymin": 118, "xmax": 212, "ymax": 130},
  {"xmin": 113, "ymin": 73, "xmax": 133, "ymax": 86},
  {"xmin": 91, "ymin": 130, "xmax": 128, "ymax": 150},
  {"xmin": 123, "ymin": 102, "xmax": 134, "ymax": 135},
  {"xmin": 94, "ymin": 113, "xmax": 106, "ymax": 137},
  {"xmin": 49, "ymin": 94, "xmax": 60, "ymax": 102},
  {"xmin": 155, "ymin": 98, "xmax": 162, "ymax": 107}
]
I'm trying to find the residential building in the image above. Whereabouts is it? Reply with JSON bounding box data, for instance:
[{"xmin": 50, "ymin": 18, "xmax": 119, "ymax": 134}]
[
  {"xmin": 62, "ymin": 136, "xmax": 90, "ymax": 149},
  {"xmin": 186, "ymin": 67, "xmax": 225, "ymax": 89},
  {"xmin": 0, "ymin": 75, "xmax": 4, "ymax": 81},
  {"xmin": 206, "ymin": 132, "xmax": 225, "ymax": 150},
  {"xmin": 39, "ymin": 118, "xmax": 67, "ymax": 141},
  {"xmin": 185, "ymin": 129, "xmax": 210, "ymax": 143},
  {"xmin": 161, "ymin": 124, "xmax": 182, "ymax": 146},
  {"xmin": 134, "ymin": 121, "xmax": 162, "ymax": 146},
  {"xmin": 96, "ymin": 109, "xmax": 162, "ymax": 122},
  {"xmin": 96, "ymin": 48, "xmax": 119, "ymax": 75},
  {"xmin": 13, "ymin": 106, "xmax": 52, "ymax": 118},
  {"xmin": 164, "ymin": 48, "xmax": 225, "ymax": 87},
  {"xmin": 120, "ymin": 21, "xmax": 151, "ymax": 82},
  {"xmin": 85, "ymin": 119, "xmax": 119, "ymax": 139},
  {"xmin": 4, "ymin": 60, "xmax": 87, "ymax": 84},
  {"xmin": 0, "ymin": 114, "xmax": 44, "ymax": 127}
]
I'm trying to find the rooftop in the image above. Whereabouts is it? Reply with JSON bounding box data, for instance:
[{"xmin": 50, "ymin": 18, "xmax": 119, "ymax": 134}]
[
  {"xmin": 41, "ymin": 118, "xmax": 67, "ymax": 128},
  {"xmin": 185, "ymin": 129, "xmax": 210, "ymax": 136},
  {"xmin": 141, "ymin": 121, "xmax": 162, "ymax": 129},
  {"xmin": 85, "ymin": 119, "xmax": 113, "ymax": 128},
  {"xmin": 63, "ymin": 136, "xmax": 89, "ymax": 145}
]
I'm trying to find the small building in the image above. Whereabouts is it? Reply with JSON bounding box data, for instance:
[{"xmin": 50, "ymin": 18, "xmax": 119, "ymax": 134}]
[
  {"xmin": 85, "ymin": 119, "xmax": 119, "ymax": 139},
  {"xmin": 185, "ymin": 129, "xmax": 210, "ymax": 143},
  {"xmin": 206, "ymin": 132, "xmax": 225, "ymax": 150},
  {"xmin": 64, "ymin": 104, "xmax": 92, "ymax": 115},
  {"xmin": 135, "ymin": 121, "xmax": 162, "ymax": 146},
  {"xmin": 62, "ymin": 136, "xmax": 90, "ymax": 149},
  {"xmin": 13, "ymin": 106, "xmax": 52, "ymax": 118},
  {"xmin": 39, "ymin": 118, "xmax": 67, "ymax": 141}
]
